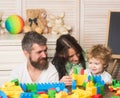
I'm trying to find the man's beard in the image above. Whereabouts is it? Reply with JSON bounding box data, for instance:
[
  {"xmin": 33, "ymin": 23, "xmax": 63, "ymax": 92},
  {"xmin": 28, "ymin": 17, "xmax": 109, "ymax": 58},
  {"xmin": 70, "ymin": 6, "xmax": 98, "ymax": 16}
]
[{"xmin": 29, "ymin": 57, "xmax": 48, "ymax": 70}]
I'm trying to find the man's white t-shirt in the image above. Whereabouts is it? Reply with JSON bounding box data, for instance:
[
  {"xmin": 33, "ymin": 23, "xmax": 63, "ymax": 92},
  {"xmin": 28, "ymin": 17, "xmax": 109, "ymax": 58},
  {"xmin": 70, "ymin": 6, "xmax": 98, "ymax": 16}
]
[
  {"xmin": 10, "ymin": 62, "xmax": 59, "ymax": 83},
  {"xmin": 85, "ymin": 69, "xmax": 112, "ymax": 84}
]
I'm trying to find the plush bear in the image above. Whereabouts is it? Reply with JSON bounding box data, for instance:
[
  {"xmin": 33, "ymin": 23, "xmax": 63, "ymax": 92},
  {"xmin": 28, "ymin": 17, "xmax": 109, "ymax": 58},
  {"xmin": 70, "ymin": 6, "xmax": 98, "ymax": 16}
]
[
  {"xmin": 38, "ymin": 9, "xmax": 50, "ymax": 34},
  {"xmin": 23, "ymin": 9, "xmax": 45, "ymax": 34},
  {"xmin": 47, "ymin": 12, "xmax": 72, "ymax": 35}
]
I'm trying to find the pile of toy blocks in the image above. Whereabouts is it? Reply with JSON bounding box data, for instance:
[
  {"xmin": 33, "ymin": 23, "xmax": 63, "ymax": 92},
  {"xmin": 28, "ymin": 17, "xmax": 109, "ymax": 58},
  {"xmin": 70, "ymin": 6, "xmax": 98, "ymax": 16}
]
[
  {"xmin": 0, "ymin": 68, "xmax": 108, "ymax": 98},
  {"xmin": 109, "ymin": 79, "xmax": 120, "ymax": 98},
  {"xmin": 71, "ymin": 68, "xmax": 105, "ymax": 98}
]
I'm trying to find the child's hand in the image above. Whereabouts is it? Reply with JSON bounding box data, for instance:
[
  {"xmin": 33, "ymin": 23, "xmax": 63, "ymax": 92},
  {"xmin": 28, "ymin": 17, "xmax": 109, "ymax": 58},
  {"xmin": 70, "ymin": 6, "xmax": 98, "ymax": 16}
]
[
  {"xmin": 60, "ymin": 76, "xmax": 72, "ymax": 86},
  {"xmin": 106, "ymin": 82, "xmax": 112, "ymax": 85}
]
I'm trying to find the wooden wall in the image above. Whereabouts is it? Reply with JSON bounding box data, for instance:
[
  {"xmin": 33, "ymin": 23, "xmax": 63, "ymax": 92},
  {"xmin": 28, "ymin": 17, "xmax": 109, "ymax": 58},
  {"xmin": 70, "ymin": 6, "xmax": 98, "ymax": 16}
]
[{"xmin": 80, "ymin": 0, "xmax": 120, "ymax": 80}]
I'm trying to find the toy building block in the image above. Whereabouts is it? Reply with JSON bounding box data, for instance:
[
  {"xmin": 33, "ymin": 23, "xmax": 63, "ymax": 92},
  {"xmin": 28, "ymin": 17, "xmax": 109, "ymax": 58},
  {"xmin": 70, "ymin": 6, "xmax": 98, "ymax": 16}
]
[
  {"xmin": 20, "ymin": 83, "xmax": 27, "ymax": 92},
  {"xmin": 72, "ymin": 88, "xmax": 92, "ymax": 98},
  {"xmin": 112, "ymin": 79, "xmax": 120, "ymax": 90},
  {"xmin": 21, "ymin": 92, "xmax": 48, "ymax": 98},
  {"xmin": 87, "ymin": 75, "xmax": 104, "ymax": 85},
  {"xmin": 56, "ymin": 91, "xmax": 68, "ymax": 98},
  {"xmin": 95, "ymin": 84, "xmax": 104, "ymax": 95},
  {"xmin": 73, "ymin": 67, "xmax": 78, "ymax": 74},
  {"xmin": 82, "ymin": 82, "xmax": 87, "ymax": 88},
  {"xmin": 71, "ymin": 68, "xmax": 78, "ymax": 80},
  {"xmin": 0, "ymin": 91, "xmax": 7, "ymax": 98},
  {"xmin": 48, "ymin": 88, "xmax": 56, "ymax": 98},
  {"xmin": 92, "ymin": 94, "xmax": 102, "ymax": 98},
  {"xmin": 94, "ymin": 75, "xmax": 105, "ymax": 86},
  {"xmin": 55, "ymin": 87, "xmax": 61, "ymax": 92},
  {"xmin": 88, "ymin": 75, "xmax": 94, "ymax": 82},
  {"xmin": 109, "ymin": 79, "xmax": 120, "ymax": 97},
  {"xmin": 76, "ymin": 74, "xmax": 87, "ymax": 86},
  {"xmin": 111, "ymin": 96, "xmax": 120, "ymax": 98},
  {"xmin": 72, "ymin": 92, "xmax": 82, "ymax": 98},
  {"xmin": 86, "ymin": 86, "xmax": 97, "ymax": 96},
  {"xmin": 71, "ymin": 68, "xmax": 87, "ymax": 86},
  {"xmin": 112, "ymin": 79, "xmax": 116, "ymax": 84},
  {"xmin": 62, "ymin": 88, "xmax": 69, "ymax": 93},
  {"xmin": 39, "ymin": 94, "xmax": 48, "ymax": 98},
  {"xmin": 33, "ymin": 94, "xmax": 39, "ymax": 98},
  {"xmin": 116, "ymin": 89, "xmax": 120, "ymax": 96},
  {"xmin": 72, "ymin": 80, "xmax": 76, "ymax": 90},
  {"xmin": 0, "ymin": 81, "xmax": 23, "ymax": 98},
  {"xmin": 20, "ymin": 82, "xmax": 66, "ymax": 93},
  {"xmin": 11, "ymin": 78, "xmax": 19, "ymax": 85},
  {"xmin": 37, "ymin": 91, "xmax": 46, "ymax": 94},
  {"xmin": 20, "ymin": 92, "xmax": 33, "ymax": 98},
  {"xmin": 4, "ymin": 81, "xmax": 15, "ymax": 87},
  {"xmin": 86, "ymin": 81, "xmax": 94, "ymax": 88},
  {"xmin": 26, "ymin": 83, "xmax": 37, "ymax": 92},
  {"xmin": 80, "ymin": 68, "xmax": 84, "ymax": 75},
  {"xmin": 85, "ymin": 75, "xmax": 105, "ymax": 96}
]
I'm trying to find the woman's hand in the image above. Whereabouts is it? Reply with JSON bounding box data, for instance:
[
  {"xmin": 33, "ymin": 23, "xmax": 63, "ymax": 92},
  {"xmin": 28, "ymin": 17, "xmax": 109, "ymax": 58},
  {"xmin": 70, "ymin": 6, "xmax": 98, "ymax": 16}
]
[
  {"xmin": 60, "ymin": 76, "xmax": 72, "ymax": 86},
  {"xmin": 69, "ymin": 69, "xmax": 74, "ymax": 76}
]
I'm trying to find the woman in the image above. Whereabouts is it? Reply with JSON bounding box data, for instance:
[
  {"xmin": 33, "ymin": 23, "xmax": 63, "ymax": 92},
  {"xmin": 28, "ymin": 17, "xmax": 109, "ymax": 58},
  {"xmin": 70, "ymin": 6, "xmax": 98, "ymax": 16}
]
[{"xmin": 52, "ymin": 34, "xmax": 87, "ymax": 86}]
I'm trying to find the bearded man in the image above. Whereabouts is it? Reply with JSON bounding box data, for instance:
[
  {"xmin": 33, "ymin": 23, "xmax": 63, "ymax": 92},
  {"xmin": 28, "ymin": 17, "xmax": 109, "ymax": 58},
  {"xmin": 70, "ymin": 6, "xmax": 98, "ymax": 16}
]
[{"xmin": 10, "ymin": 31, "xmax": 59, "ymax": 83}]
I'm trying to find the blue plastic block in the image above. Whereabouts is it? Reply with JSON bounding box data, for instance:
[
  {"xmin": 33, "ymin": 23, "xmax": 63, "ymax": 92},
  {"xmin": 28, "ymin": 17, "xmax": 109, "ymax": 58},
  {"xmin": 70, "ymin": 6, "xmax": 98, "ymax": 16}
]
[
  {"xmin": 72, "ymin": 80, "xmax": 76, "ymax": 90},
  {"xmin": 0, "ymin": 91, "xmax": 7, "ymax": 98}
]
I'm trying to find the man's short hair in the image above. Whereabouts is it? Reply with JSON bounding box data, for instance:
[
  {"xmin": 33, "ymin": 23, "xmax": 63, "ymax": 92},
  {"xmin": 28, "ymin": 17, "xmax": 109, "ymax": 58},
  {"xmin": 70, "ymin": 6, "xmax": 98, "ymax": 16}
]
[{"xmin": 22, "ymin": 31, "xmax": 47, "ymax": 52}]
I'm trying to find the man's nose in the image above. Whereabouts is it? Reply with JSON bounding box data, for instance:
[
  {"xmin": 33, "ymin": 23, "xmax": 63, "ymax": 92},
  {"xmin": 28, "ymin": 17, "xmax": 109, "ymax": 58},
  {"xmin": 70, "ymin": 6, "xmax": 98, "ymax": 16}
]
[{"xmin": 41, "ymin": 51, "xmax": 47, "ymax": 57}]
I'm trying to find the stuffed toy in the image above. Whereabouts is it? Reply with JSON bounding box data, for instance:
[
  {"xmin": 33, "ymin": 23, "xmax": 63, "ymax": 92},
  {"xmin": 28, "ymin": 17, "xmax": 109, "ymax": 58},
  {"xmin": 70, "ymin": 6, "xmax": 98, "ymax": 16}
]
[
  {"xmin": 23, "ymin": 9, "xmax": 45, "ymax": 34},
  {"xmin": 47, "ymin": 12, "xmax": 72, "ymax": 35},
  {"xmin": 38, "ymin": 9, "xmax": 50, "ymax": 34},
  {"xmin": 0, "ymin": 12, "xmax": 5, "ymax": 35}
]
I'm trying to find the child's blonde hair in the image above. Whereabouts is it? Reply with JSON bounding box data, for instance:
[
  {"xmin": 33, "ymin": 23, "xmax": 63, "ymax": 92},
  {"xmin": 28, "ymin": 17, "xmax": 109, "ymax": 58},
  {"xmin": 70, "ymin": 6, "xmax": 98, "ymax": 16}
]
[{"xmin": 87, "ymin": 44, "xmax": 112, "ymax": 66}]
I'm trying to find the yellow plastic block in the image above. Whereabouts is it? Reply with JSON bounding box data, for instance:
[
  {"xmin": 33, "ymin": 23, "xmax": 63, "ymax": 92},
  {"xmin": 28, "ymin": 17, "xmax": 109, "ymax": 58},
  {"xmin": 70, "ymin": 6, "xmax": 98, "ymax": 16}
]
[
  {"xmin": 0, "ymin": 83, "xmax": 23, "ymax": 98},
  {"xmin": 66, "ymin": 94, "xmax": 72, "ymax": 98},
  {"xmin": 56, "ymin": 91, "xmax": 68, "ymax": 98},
  {"xmin": 4, "ymin": 82, "xmax": 15, "ymax": 87},
  {"xmin": 77, "ymin": 74, "xmax": 87, "ymax": 86},
  {"xmin": 86, "ymin": 86, "xmax": 97, "ymax": 96},
  {"xmin": 71, "ymin": 74, "xmax": 78, "ymax": 80},
  {"xmin": 40, "ymin": 94, "xmax": 48, "ymax": 98},
  {"xmin": 86, "ymin": 81, "xmax": 94, "ymax": 88},
  {"xmin": 72, "ymin": 88, "xmax": 92, "ymax": 98}
]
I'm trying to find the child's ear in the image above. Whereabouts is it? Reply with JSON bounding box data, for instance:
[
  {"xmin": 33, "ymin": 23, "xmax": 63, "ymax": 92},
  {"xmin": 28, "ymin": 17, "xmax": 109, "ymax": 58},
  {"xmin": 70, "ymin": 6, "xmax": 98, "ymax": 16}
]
[{"xmin": 104, "ymin": 64, "xmax": 108, "ymax": 68}]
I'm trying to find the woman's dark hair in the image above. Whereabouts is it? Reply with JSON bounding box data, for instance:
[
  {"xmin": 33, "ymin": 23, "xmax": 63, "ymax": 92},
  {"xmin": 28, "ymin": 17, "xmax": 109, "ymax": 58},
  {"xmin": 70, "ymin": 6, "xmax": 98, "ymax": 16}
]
[{"xmin": 52, "ymin": 34, "xmax": 86, "ymax": 79}]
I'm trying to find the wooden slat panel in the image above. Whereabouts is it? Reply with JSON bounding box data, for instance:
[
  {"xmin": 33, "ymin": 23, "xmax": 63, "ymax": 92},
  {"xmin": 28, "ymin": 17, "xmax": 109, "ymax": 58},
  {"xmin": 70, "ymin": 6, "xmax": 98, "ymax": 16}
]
[
  {"xmin": 0, "ymin": 0, "xmax": 21, "ymax": 20},
  {"xmin": 80, "ymin": 0, "xmax": 120, "ymax": 50},
  {"xmin": 0, "ymin": 63, "xmax": 21, "ymax": 70}
]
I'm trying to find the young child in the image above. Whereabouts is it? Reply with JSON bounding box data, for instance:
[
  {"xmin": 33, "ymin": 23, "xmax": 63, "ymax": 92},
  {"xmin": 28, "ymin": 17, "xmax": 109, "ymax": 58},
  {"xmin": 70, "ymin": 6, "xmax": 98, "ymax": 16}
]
[{"xmin": 85, "ymin": 44, "xmax": 112, "ymax": 85}]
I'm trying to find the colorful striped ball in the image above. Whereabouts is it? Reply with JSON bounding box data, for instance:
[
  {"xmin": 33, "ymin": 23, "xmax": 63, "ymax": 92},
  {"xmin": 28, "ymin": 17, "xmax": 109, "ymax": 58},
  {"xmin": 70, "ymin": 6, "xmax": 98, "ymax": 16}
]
[{"xmin": 5, "ymin": 15, "xmax": 24, "ymax": 34}]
